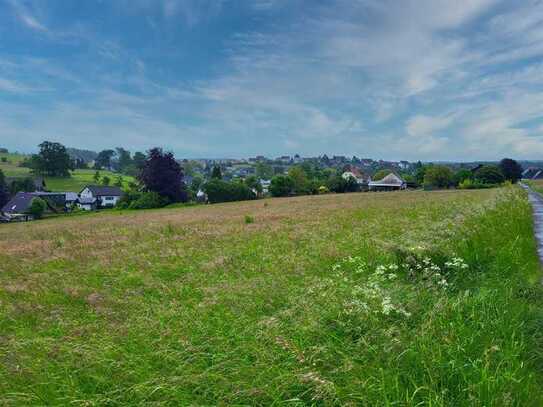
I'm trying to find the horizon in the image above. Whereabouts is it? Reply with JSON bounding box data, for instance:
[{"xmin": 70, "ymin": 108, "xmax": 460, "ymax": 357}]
[
  {"xmin": 1, "ymin": 1, "xmax": 543, "ymax": 161},
  {"xmin": 6, "ymin": 144, "xmax": 543, "ymax": 165}
]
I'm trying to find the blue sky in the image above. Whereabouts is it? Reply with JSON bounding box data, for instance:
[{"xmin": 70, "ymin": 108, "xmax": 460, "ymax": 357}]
[{"xmin": 1, "ymin": 0, "xmax": 543, "ymax": 160}]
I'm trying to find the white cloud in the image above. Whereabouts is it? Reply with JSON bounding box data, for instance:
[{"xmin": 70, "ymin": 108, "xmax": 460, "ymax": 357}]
[
  {"xmin": 406, "ymin": 115, "xmax": 455, "ymax": 138},
  {"xmin": 7, "ymin": 0, "xmax": 48, "ymax": 31}
]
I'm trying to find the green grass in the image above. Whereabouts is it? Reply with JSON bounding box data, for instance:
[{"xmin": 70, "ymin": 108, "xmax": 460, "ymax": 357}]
[
  {"xmin": 0, "ymin": 187, "xmax": 542, "ymax": 405},
  {"xmin": 0, "ymin": 152, "xmax": 134, "ymax": 191},
  {"xmin": 44, "ymin": 169, "xmax": 135, "ymax": 192},
  {"xmin": 0, "ymin": 152, "xmax": 31, "ymax": 177}
]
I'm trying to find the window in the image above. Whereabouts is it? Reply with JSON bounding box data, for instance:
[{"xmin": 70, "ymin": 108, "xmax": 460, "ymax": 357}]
[{"xmin": 104, "ymin": 196, "xmax": 114, "ymax": 201}]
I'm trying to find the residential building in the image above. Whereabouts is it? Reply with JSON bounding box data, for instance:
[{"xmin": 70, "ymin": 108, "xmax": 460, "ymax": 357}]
[
  {"xmin": 368, "ymin": 173, "xmax": 407, "ymax": 191},
  {"xmin": 78, "ymin": 185, "xmax": 123, "ymax": 210}
]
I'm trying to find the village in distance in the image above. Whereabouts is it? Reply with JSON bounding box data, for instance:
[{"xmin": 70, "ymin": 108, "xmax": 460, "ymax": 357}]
[{"xmin": 0, "ymin": 141, "xmax": 535, "ymax": 222}]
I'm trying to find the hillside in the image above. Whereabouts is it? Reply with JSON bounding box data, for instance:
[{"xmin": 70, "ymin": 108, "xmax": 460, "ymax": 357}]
[
  {"xmin": 1, "ymin": 188, "xmax": 542, "ymax": 404},
  {"xmin": 0, "ymin": 152, "xmax": 134, "ymax": 192}
]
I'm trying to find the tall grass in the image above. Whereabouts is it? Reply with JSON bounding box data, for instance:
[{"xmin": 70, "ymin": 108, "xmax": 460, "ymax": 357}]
[{"xmin": 0, "ymin": 187, "xmax": 542, "ymax": 404}]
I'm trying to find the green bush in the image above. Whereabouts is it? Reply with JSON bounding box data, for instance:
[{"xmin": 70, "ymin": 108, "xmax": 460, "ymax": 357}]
[
  {"xmin": 327, "ymin": 175, "xmax": 359, "ymax": 193},
  {"xmin": 28, "ymin": 197, "xmax": 47, "ymax": 219},
  {"xmin": 423, "ymin": 165, "xmax": 454, "ymax": 189},
  {"xmin": 128, "ymin": 191, "xmax": 168, "ymax": 209},
  {"xmin": 204, "ymin": 179, "xmax": 256, "ymax": 204},
  {"xmin": 474, "ymin": 165, "xmax": 505, "ymax": 184},
  {"xmin": 269, "ymin": 175, "xmax": 295, "ymax": 197},
  {"xmin": 458, "ymin": 179, "xmax": 495, "ymax": 189}
]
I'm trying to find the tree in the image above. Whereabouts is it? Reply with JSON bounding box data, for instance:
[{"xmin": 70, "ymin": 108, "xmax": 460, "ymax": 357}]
[
  {"xmin": 475, "ymin": 165, "xmax": 505, "ymax": 184},
  {"xmin": 138, "ymin": 148, "xmax": 187, "ymax": 203},
  {"xmin": 0, "ymin": 169, "xmax": 9, "ymax": 208},
  {"xmin": 269, "ymin": 175, "xmax": 295, "ymax": 197},
  {"xmin": 256, "ymin": 162, "xmax": 274, "ymax": 179},
  {"xmin": 95, "ymin": 149, "xmax": 115, "ymax": 170},
  {"xmin": 423, "ymin": 165, "xmax": 454, "ymax": 189},
  {"xmin": 454, "ymin": 169, "xmax": 472, "ymax": 186},
  {"xmin": 101, "ymin": 176, "xmax": 111, "ymax": 186},
  {"xmin": 29, "ymin": 197, "xmax": 47, "ymax": 219},
  {"xmin": 133, "ymin": 152, "xmax": 146, "ymax": 170},
  {"xmin": 32, "ymin": 141, "xmax": 74, "ymax": 177},
  {"xmin": 190, "ymin": 174, "xmax": 204, "ymax": 193},
  {"xmin": 414, "ymin": 165, "xmax": 427, "ymax": 185},
  {"xmin": 499, "ymin": 158, "xmax": 522, "ymax": 183},
  {"xmin": 9, "ymin": 177, "xmax": 36, "ymax": 194},
  {"xmin": 203, "ymin": 179, "xmax": 255, "ymax": 203},
  {"xmin": 116, "ymin": 147, "xmax": 133, "ymax": 173},
  {"xmin": 211, "ymin": 165, "xmax": 222, "ymax": 180},
  {"xmin": 373, "ymin": 169, "xmax": 391, "ymax": 181},
  {"xmin": 93, "ymin": 170, "xmax": 101, "ymax": 183},
  {"xmin": 288, "ymin": 166, "xmax": 309, "ymax": 195},
  {"xmin": 244, "ymin": 175, "xmax": 263, "ymax": 194},
  {"xmin": 327, "ymin": 174, "xmax": 359, "ymax": 193},
  {"xmin": 129, "ymin": 191, "xmax": 168, "ymax": 209}
]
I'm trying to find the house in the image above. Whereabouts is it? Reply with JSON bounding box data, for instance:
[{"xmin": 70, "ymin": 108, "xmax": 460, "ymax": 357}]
[
  {"xmin": 78, "ymin": 185, "xmax": 123, "ymax": 210},
  {"xmin": 64, "ymin": 192, "xmax": 79, "ymax": 210},
  {"xmin": 1, "ymin": 192, "xmax": 39, "ymax": 221},
  {"xmin": 77, "ymin": 197, "xmax": 98, "ymax": 211},
  {"xmin": 1, "ymin": 191, "xmax": 63, "ymax": 221},
  {"xmin": 342, "ymin": 168, "xmax": 371, "ymax": 190},
  {"xmin": 368, "ymin": 173, "xmax": 407, "ymax": 191},
  {"xmin": 522, "ymin": 167, "xmax": 543, "ymax": 180},
  {"xmin": 260, "ymin": 179, "xmax": 271, "ymax": 194}
]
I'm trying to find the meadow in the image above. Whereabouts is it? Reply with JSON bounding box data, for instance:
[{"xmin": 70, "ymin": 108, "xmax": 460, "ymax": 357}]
[
  {"xmin": 0, "ymin": 152, "xmax": 134, "ymax": 192},
  {"xmin": 1, "ymin": 187, "xmax": 542, "ymax": 405}
]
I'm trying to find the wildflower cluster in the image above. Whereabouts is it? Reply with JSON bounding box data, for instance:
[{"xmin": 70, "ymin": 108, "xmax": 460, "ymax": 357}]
[
  {"xmin": 329, "ymin": 253, "xmax": 469, "ymax": 325},
  {"xmin": 333, "ymin": 257, "xmax": 411, "ymax": 320},
  {"xmin": 402, "ymin": 255, "xmax": 468, "ymax": 291}
]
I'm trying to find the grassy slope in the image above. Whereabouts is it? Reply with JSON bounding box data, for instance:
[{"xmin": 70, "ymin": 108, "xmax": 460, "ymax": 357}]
[
  {"xmin": 0, "ymin": 152, "xmax": 134, "ymax": 192},
  {"xmin": 0, "ymin": 188, "xmax": 542, "ymax": 405},
  {"xmin": 43, "ymin": 169, "xmax": 134, "ymax": 192}
]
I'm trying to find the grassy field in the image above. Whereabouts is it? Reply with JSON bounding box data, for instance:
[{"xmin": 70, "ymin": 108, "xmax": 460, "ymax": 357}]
[
  {"xmin": 1, "ymin": 188, "xmax": 542, "ymax": 405},
  {"xmin": 526, "ymin": 179, "xmax": 543, "ymax": 194},
  {"xmin": 43, "ymin": 169, "xmax": 135, "ymax": 192},
  {"xmin": 0, "ymin": 152, "xmax": 134, "ymax": 192}
]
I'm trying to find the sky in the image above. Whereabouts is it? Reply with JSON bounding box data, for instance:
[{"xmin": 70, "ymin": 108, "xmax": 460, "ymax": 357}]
[{"xmin": 1, "ymin": 0, "xmax": 543, "ymax": 161}]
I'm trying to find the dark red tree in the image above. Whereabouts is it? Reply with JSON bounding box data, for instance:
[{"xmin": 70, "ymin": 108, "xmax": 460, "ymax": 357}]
[{"xmin": 138, "ymin": 148, "xmax": 187, "ymax": 203}]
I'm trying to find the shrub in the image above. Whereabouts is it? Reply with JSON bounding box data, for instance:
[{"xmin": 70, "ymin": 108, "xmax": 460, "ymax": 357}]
[
  {"xmin": 318, "ymin": 185, "xmax": 330, "ymax": 194},
  {"xmin": 458, "ymin": 178, "xmax": 495, "ymax": 189},
  {"xmin": 474, "ymin": 165, "xmax": 505, "ymax": 184},
  {"xmin": 244, "ymin": 215, "xmax": 254, "ymax": 224},
  {"xmin": 269, "ymin": 175, "xmax": 295, "ymax": 197},
  {"xmin": 128, "ymin": 191, "xmax": 168, "ymax": 210},
  {"xmin": 28, "ymin": 197, "xmax": 47, "ymax": 219},
  {"xmin": 327, "ymin": 175, "xmax": 359, "ymax": 193},
  {"xmin": 116, "ymin": 191, "xmax": 140, "ymax": 209},
  {"xmin": 453, "ymin": 169, "xmax": 472, "ymax": 186},
  {"xmin": 0, "ymin": 157, "xmax": 7, "ymax": 163},
  {"xmin": 204, "ymin": 179, "xmax": 256, "ymax": 204},
  {"xmin": 423, "ymin": 165, "xmax": 454, "ymax": 189}
]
